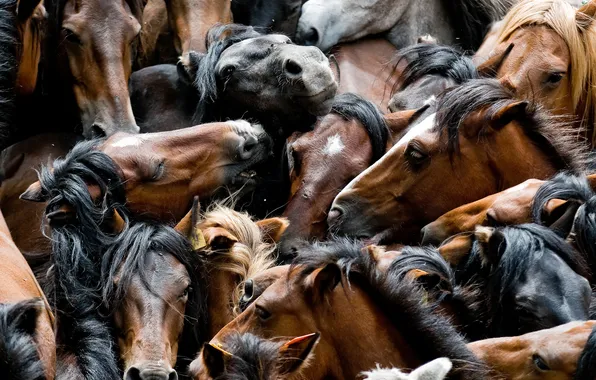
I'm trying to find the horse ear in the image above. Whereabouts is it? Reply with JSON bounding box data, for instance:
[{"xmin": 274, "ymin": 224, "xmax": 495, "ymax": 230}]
[
  {"xmin": 477, "ymin": 43, "xmax": 514, "ymax": 77},
  {"xmin": 256, "ymin": 217, "xmax": 289, "ymax": 244},
  {"xmin": 16, "ymin": 0, "xmax": 42, "ymax": 21},
  {"xmin": 202, "ymin": 343, "xmax": 233, "ymax": 378},
  {"xmin": 309, "ymin": 264, "xmax": 342, "ymax": 301},
  {"xmin": 177, "ymin": 51, "xmax": 203, "ymax": 86},
  {"xmin": 409, "ymin": 358, "xmax": 452, "ymax": 380},
  {"xmin": 20, "ymin": 181, "xmax": 45, "ymax": 202},
  {"xmin": 475, "ymin": 226, "xmax": 506, "ymax": 266},
  {"xmin": 277, "ymin": 332, "xmax": 320, "ymax": 375},
  {"xmin": 490, "ymin": 100, "xmax": 528, "ymax": 130},
  {"xmin": 406, "ymin": 269, "xmax": 447, "ymax": 295},
  {"xmin": 577, "ymin": 1, "xmax": 596, "ymax": 29},
  {"xmin": 542, "ymin": 199, "xmax": 581, "ymax": 238},
  {"xmin": 384, "ymin": 105, "xmax": 429, "ymax": 144},
  {"xmin": 112, "ymin": 209, "xmax": 127, "ymax": 234},
  {"xmin": 6, "ymin": 298, "xmax": 42, "ymax": 336},
  {"xmin": 175, "ymin": 196, "xmax": 201, "ymax": 237},
  {"xmin": 203, "ymin": 227, "xmax": 238, "ymax": 250},
  {"xmin": 438, "ymin": 234, "xmax": 473, "ymax": 266}
]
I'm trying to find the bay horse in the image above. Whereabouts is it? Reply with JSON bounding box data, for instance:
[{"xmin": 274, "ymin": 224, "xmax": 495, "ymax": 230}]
[
  {"xmin": 281, "ymin": 93, "xmax": 388, "ymax": 251},
  {"xmin": 0, "ymin": 209, "xmax": 55, "ymax": 380},
  {"xmin": 203, "ymin": 239, "xmax": 487, "ymax": 380},
  {"xmin": 21, "ymin": 120, "xmax": 272, "ymax": 222},
  {"xmin": 455, "ymin": 224, "xmax": 590, "ymax": 339},
  {"xmin": 328, "ymin": 79, "xmax": 587, "ymax": 244},
  {"xmin": 44, "ymin": 0, "xmax": 143, "ymax": 138},
  {"xmin": 191, "ymin": 332, "xmax": 319, "ymax": 380},
  {"xmin": 475, "ymin": 0, "xmax": 596, "ymax": 146},
  {"xmin": 295, "ymin": 0, "xmax": 512, "ymax": 51},
  {"xmin": 468, "ymin": 321, "xmax": 596, "ymax": 380}
]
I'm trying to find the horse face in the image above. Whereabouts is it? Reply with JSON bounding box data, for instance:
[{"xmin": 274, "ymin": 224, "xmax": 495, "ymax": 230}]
[
  {"xmin": 488, "ymin": 26, "xmax": 573, "ymax": 117},
  {"xmin": 388, "ymin": 75, "xmax": 450, "ymax": 113},
  {"xmin": 215, "ymin": 34, "xmax": 337, "ymax": 123},
  {"xmin": 283, "ymin": 114, "xmax": 372, "ymax": 242},
  {"xmin": 60, "ymin": 0, "xmax": 140, "ymax": 138},
  {"xmin": 508, "ymin": 249, "xmax": 590, "ymax": 334},
  {"xmin": 116, "ymin": 252, "xmax": 190, "ymax": 380}
]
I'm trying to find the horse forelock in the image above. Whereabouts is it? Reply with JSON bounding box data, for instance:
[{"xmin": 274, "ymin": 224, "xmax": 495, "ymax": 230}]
[
  {"xmin": 574, "ymin": 325, "xmax": 596, "ymax": 380},
  {"xmin": 387, "ymin": 246, "xmax": 455, "ymax": 294},
  {"xmin": 495, "ymin": 0, "xmax": 596, "ymax": 136}
]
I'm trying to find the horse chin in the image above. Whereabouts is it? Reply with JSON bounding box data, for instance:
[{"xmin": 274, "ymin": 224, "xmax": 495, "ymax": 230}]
[{"xmin": 295, "ymin": 83, "xmax": 338, "ymax": 116}]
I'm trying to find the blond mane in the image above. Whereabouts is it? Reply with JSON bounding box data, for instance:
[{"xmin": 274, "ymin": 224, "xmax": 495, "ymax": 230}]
[
  {"xmin": 199, "ymin": 204, "xmax": 277, "ymax": 315},
  {"xmin": 495, "ymin": 0, "xmax": 596, "ymax": 142}
]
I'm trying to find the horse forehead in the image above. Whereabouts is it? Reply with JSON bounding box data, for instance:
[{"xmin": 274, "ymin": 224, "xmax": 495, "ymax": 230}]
[
  {"xmin": 323, "ymin": 134, "xmax": 345, "ymax": 156},
  {"xmin": 394, "ymin": 112, "xmax": 436, "ymax": 148},
  {"xmin": 109, "ymin": 135, "xmax": 147, "ymax": 148}
]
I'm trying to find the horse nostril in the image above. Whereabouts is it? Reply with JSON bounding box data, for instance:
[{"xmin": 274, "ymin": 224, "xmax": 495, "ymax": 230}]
[
  {"xmin": 239, "ymin": 135, "xmax": 258, "ymax": 159},
  {"xmin": 302, "ymin": 27, "xmax": 319, "ymax": 46},
  {"xmin": 124, "ymin": 367, "xmax": 141, "ymax": 380},
  {"xmin": 90, "ymin": 124, "xmax": 107, "ymax": 139},
  {"xmin": 327, "ymin": 207, "xmax": 343, "ymax": 227},
  {"xmin": 168, "ymin": 370, "xmax": 178, "ymax": 380},
  {"xmin": 284, "ymin": 59, "xmax": 303, "ymax": 77}
]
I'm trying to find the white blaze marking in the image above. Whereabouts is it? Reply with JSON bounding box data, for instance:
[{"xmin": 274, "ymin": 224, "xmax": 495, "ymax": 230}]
[
  {"xmin": 424, "ymin": 95, "xmax": 437, "ymax": 107},
  {"xmin": 323, "ymin": 134, "xmax": 345, "ymax": 156},
  {"xmin": 111, "ymin": 136, "xmax": 144, "ymax": 148}
]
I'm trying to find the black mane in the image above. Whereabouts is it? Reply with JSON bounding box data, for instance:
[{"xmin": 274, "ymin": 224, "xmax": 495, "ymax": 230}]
[
  {"xmin": 575, "ymin": 324, "xmax": 596, "ymax": 380},
  {"xmin": 573, "ymin": 197, "xmax": 596, "ymax": 277},
  {"xmin": 394, "ymin": 43, "xmax": 478, "ymax": 93},
  {"xmin": 444, "ymin": 0, "xmax": 513, "ymax": 51},
  {"xmin": 292, "ymin": 239, "xmax": 487, "ymax": 380},
  {"xmin": 532, "ymin": 172, "xmax": 594, "ymax": 224},
  {"xmin": 0, "ymin": 299, "xmax": 45, "ymax": 380},
  {"xmin": 0, "ymin": 0, "xmax": 18, "ymax": 148},
  {"xmin": 436, "ymin": 79, "xmax": 587, "ymax": 172},
  {"xmin": 100, "ymin": 221, "xmax": 210, "ymax": 370},
  {"xmin": 330, "ymin": 93, "xmax": 389, "ymax": 163}
]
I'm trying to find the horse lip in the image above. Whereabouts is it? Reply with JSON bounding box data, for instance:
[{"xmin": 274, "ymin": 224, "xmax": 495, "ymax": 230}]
[{"xmin": 294, "ymin": 82, "xmax": 338, "ymax": 100}]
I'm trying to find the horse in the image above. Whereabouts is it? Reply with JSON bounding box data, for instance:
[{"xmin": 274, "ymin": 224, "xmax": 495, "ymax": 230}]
[
  {"xmin": 101, "ymin": 219, "xmax": 209, "ymax": 379},
  {"xmin": 281, "ymin": 93, "xmax": 388, "ymax": 251},
  {"xmin": 191, "ymin": 332, "xmax": 319, "ymax": 380},
  {"xmin": 43, "ymin": 0, "xmax": 144, "ymax": 138},
  {"xmin": 475, "ymin": 0, "xmax": 596, "ymax": 146},
  {"xmin": 362, "ymin": 358, "xmax": 453, "ymax": 380},
  {"xmin": 295, "ymin": 0, "xmax": 512, "ymax": 51},
  {"xmin": 0, "ymin": 0, "xmax": 46, "ymax": 148},
  {"xmin": 237, "ymin": 265, "xmax": 290, "ymax": 313},
  {"xmin": 21, "ymin": 120, "xmax": 272, "ymax": 223},
  {"xmin": 454, "ymin": 224, "xmax": 590, "ymax": 339},
  {"xmin": 468, "ymin": 321, "xmax": 596, "ymax": 380},
  {"xmin": 328, "ymin": 79, "xmax": 587, "ymax": 244},
  {"xmin": 203, "ymin": 239, "xmax": 487, "ymax": 380},
  {"xmin": 0, "ymin": 209, "xmax": 55, "ymax": 380}
]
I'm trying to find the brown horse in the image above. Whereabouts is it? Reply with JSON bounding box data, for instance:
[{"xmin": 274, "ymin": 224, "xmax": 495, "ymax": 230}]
[
  {"xmin": 328, "ymin": 79, "xmax": 587, "ymax": 244},
  {"xmin": 469, "ymin": 321, "xmax": 596, "ymax": 380},
  {"xmin": 0, "ymin": 209, "xmax": 55, "ymax": 380},
  {"xmin": 46, "ymin": 0, "xmax": 143, "ymax": 138},
  {"xmin": 201, "ymin": 240, "xmax": 486, "ymax": 380},
  {"xmin": 475, "ymin": 0, "xmax": 596, "ymax": 146},
  {"xmin": 21, "ymin": 120, "xmax": 273, "ymax": 222}
]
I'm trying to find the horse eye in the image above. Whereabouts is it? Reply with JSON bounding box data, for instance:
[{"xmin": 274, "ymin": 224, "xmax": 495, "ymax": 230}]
[
  {"xmin": 545, "ymin": 72, "xmax": 564, "ymax": 85},
  {"xmin": 63, "ymin": 28, "xmax": 82, "ymax": 45},
  {"xmin": 151, "ymin": 161, "xmax": 165, "ymax": 181},
  {"xmin": 181, "ymin": 285, "xmax": 192, "ymax": 298},
  {"xmin": 222, "ymin": 66, "xmax": 235, "ymax": 77},
  {"xmin": 405, "ymin": 144, "xmax": 428, "ymax": 168},
  {"xmin": 533, "ymin": 354, "xmax": 550, "ymax": 371},
  {"xmin": 255, "ymin": 305, "xmax": 271, "ymax": 321}
]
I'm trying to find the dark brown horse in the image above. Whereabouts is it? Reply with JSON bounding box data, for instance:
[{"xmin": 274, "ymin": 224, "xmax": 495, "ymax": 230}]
[
  {"xmin": 203, "ymin": 240, "xmax": 486, "ymax": 380},
  {"xmin": 328, "ymin": 79, "xmax": 587, "ymax": 244}
]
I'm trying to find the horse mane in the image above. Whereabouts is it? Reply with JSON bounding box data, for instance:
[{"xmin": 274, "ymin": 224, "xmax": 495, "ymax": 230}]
[
  {"xmin": 330, "ymin": 93, "xmax": 389, "ymax": 163},
  {"xmin": 199, "ymin": 204, "xmax": 277, "ymax": 316},
  {"xmin": 100, "ymin": 221, "xmax": 210, "ymax": 366},
  {"xmin": 575, "ymin": 325, "xmax": 596, "ymax": 380},
  {"xmin": 571, "ymin": 196, "xmax": 596, "ymax": 276},
  {"xmin": 37, "ymin": 139, "xmax": 126, "ymax": 379},
  {"xmin": 192, "ymin": 24, "xmax": 263, "ymax": 124},
  {"xmin": 443, "ymin": 0, "xmax": 513, "ymax": 51},
  {"xmin": 0, "ymin": 299, "xmax": 45, "ymax": 380},
  {"xmin": 436, "ymin": 78, "xmax": 588, "ymax": 172},
  {"xmin": 0, "ymin": 0, "xmax": 18, "ymax": 147},
  {"xmin": 393, "ymin": 44, "xmax": 478, "ymax": 93},
  {"xmin": 292, "ymin": 239, "xmax": 488, "ymax": 380},
  {"xmin": 531, "ymin": 172, "xmax": 594, "ymax": 223},
  {"xmin": 494, "ymin": 0, "xmax": 596, "ymax": 138}
]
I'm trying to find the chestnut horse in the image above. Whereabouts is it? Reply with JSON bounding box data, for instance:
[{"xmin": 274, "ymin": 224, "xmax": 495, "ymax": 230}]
[
  {"xmin": 21, "ymin": 120, "xmax": 272, "ymax": 222},
  {"xmin": 203, "ymin": 240, "xmax": 487, "ymax": 380},
  {"xmin": 44, "ymin": 0, "xmax": 143, "ymax": 138},
  {"xmin": 469, "ymin": 321, "xmax": 596, "ymax": 380},
  {"xmin": 328, "ymin": 79, "xmax": 587, "ymax": 244},
  {"xmin": 475, "ymin": 0, "xmax": 596, "ymax": 146},
  {"xmin": 0, "ymin": 209, "xmax": 55, "ymax": 379},
  {"xmin": 281, "ymin": 93, "xmax": 388, "ymax": 249}
]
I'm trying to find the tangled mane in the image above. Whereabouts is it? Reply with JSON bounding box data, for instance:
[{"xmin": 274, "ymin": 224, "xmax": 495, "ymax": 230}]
[
  {"xmin": 199, "ymin": 204, "xmax": 277, "ymax": 315},
  {"xmin": 330, "ymin": 93, "xmax": 389, "ymax": 163},
  {"xmin": 531, "ymin": 172, "xmax": 594, "ymax": 223},
  {"xmin": 0, "ymin": 299, "xmax": 45, "ymax": 380},
  {"xmin": 436, "ymin": 78, "xmax": 587, "ymax": 172},
  {"xmin": 100, "ymin": 221, "xmax": 210, "ymax": 367},
  {"xmin": 0, "ymin": 0, "xmax": 18, "ymax": 147},
  {"xmin": 575, "ymin": 325, "xmax": 596, "ymax": 380},
  {"xmin": 291, "ymin": 239, "xmax": 487, "ymax": 380},
  {"xmin": 392, "ymin": 44, "xmax": 478, "ymax": 94},
  {"xmin": 494, "ymin": 0, "xmax": 596, "ymax": 139}
]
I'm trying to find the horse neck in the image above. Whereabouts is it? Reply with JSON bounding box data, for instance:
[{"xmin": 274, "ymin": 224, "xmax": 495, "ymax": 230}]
[
  {"xmin": 206, "ymin": 264, "xmax": 238, "ymax": 339},
  {"xmin": 386, "ymin": 0, "xmax": 455, "ymax": 48}
]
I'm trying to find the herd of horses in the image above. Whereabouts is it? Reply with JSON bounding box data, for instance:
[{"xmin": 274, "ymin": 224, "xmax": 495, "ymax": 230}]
[{"xmin": 4, "ymin": 0, "xmax": 596, "ymax": 379}]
